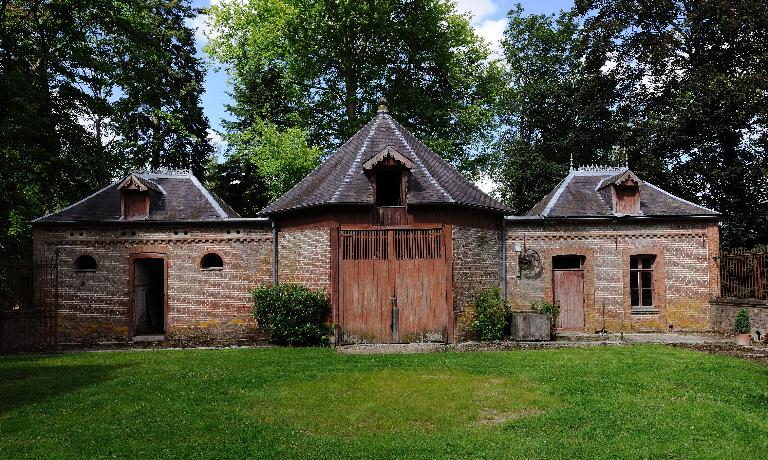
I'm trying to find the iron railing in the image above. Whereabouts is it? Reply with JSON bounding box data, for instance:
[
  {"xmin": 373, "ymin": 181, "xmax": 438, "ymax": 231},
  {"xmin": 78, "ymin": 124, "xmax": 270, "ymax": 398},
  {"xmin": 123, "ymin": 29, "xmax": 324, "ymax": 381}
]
[
  {"xmin": 717, "ymin": 249, "xmax": 768, "ymax": 300},
  {"xmin": 0, "ymin": 255, "xmax": 58, "ymax": 353}
]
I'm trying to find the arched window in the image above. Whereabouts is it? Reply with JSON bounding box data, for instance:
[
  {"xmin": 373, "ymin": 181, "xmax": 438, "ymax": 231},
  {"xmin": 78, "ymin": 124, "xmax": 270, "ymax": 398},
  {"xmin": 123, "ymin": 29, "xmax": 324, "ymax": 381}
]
[
  {"xmin": 200, "ymin": 253, "xmax": 224, "ymax": 270},
  {"xmin": 74, "ymin": 255, "xmax": 97, "ymax": 271}
]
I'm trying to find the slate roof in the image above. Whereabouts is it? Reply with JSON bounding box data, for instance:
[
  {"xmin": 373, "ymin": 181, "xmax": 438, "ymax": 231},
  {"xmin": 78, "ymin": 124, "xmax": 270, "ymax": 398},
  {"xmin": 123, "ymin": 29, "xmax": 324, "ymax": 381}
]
[
  {"xmin": 527, "ymin": 167, "xmax": 719, "ymax": 218},
  {"xmin": 260, "ymin": 109, "xmax": 511, "ymax": 215},
  {"xmin": 33, "ymin": 170, "xmax": 240, "ymax": 223}
]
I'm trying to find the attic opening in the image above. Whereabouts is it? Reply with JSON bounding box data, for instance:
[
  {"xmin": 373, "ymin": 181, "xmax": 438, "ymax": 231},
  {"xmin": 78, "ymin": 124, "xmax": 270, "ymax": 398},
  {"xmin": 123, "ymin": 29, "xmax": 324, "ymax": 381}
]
[
  {"xmin": 117, "ymin": 174, "xmax": 157, "ymax": 220},
  {"xmin": 363, "ymin": 146, "xmax": 414, "ymax": 209},
  {"xmin": 123, "ymin": 190, "xmax": 149, "ymax": 219},
  {"xmin": 375, "ymin": 170, "xmax": 403, "ymax": 207}
]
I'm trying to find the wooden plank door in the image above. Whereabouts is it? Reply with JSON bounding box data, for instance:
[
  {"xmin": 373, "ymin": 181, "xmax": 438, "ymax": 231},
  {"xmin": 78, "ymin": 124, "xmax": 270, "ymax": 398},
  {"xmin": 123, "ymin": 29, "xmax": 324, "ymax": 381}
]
[
  {"xmin": 553, "ymin": 270, "xmax": 585, "ymax": 330},
  {"xmin": 338, "ymin": 227, "xmax": 449, "ymax": 343},
  {"xmin": 392, "ymin": 229, "xmax": 448, "ymax": 342},
  {"xmin": 338, "ymin": 230, "xmax": 392, "ymax": 343}
]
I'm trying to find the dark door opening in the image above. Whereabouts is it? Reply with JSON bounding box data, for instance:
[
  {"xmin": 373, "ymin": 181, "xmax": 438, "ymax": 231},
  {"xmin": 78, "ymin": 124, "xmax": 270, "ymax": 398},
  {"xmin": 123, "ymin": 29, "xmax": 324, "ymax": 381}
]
[{"xmin": 133, "ymin": 258, "xmax": 165, "ymax": 335}]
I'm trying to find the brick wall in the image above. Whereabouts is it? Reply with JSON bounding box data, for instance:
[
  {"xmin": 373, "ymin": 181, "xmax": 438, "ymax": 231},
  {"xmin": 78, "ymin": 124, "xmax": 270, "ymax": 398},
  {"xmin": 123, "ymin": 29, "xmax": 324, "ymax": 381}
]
[
  {"xmin": 34, "ymin": 224, "xmax": 273, "ymax": 344},
  {"xmin": 277, "ymin": 228, "xmax": 331, "ymax": 294},
  {"xmin": 452, "ymin": 225, "xmax": 503, "ymax": 341},
  {"xmin": 506, "ymin": 219, "xmax": 719, "ymax": 332}
]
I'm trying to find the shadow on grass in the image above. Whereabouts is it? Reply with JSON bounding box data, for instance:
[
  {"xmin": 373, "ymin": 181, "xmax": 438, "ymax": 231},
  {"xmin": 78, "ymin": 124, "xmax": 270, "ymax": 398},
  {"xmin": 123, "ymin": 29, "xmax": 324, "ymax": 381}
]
[{"xmin": 0, "ymin": 358, "xmax": 128, "ymax": 415}]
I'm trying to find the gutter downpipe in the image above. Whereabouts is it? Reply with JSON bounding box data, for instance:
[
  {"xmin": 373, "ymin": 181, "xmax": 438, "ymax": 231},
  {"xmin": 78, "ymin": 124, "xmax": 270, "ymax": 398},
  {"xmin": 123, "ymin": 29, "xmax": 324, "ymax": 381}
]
[
  {"xmin": 271, "ymin": 219, "xmax": 278, "ymax": 285},
  {"xmin": 501, "ymin": 217, "xmax": 508, "ymax": 303}
]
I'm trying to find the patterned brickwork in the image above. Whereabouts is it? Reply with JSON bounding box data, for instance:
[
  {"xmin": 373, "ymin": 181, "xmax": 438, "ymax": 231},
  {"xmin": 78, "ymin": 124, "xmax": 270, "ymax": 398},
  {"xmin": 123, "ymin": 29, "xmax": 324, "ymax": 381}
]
[
  {"xmin": 506, "ymin": 220, "xmax": 719, "ymax": 332},
  {"xmin": 277, "ymin": 228, "xmax": 331, "ymax": 294},
  {"xmin": 34, "ymin": 224, "xmax": 273, "ymax": 344},
  {"xmin": 452, "ymin": 225, "xmax": 503, "ymax": 341}
]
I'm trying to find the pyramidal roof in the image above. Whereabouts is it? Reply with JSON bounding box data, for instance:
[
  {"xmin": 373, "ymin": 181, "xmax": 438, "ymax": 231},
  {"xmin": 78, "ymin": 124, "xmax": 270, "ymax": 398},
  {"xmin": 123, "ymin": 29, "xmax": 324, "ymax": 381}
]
[{"xmin": 260, "ymin": 107, "xmax": 511, "ymax": 215}]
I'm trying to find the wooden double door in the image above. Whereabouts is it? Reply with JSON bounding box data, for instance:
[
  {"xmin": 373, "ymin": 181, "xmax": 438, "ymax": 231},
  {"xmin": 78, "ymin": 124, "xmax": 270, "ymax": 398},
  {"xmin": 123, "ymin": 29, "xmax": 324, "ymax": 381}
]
[{"xmin": 338, "ymin": 227, "xmax": 451, "ymax": 343}]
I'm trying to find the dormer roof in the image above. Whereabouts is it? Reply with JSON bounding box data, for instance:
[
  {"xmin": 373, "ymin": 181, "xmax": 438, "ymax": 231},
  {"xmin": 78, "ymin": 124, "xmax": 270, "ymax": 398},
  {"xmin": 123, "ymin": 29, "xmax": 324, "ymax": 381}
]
[
  {"xmin": 33, "ymin": 170, "xmax": 240, "ymax": 223},
  {"xmin": 260, "ymin": 109, "xmax": 511, "ymax": 215},
  {"xmin": 527, "ymin": 167, "xmax": 719, "ymax": 218},
  {"xmin": 597, "ymin": 169, "xmax": 642, "ymax": 190},
  {"xmin": 362, "ymin": 146, "xmax": 415, "ymax": 170},
  {"xmin": 116, "ymin": 174, "xmax": 164, "ymax": 194}
]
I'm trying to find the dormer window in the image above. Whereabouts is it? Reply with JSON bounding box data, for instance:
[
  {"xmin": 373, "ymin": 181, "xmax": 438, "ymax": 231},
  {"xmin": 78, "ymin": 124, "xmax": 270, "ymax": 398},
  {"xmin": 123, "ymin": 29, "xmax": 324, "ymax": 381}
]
[
  {"xmin": 122, "ymin": 190, "xmax": 149, "ymax": 219},
  {"xmin": 363, "ymin": 146, "xmax": 414, "ymax": 208},
  {"xmin": 599, "ymin": 170, "xmax": 642, "ymax": 216},
  {"xmin": 117, "ymin": 174, "xmax": 161, "ymax": 220},
  {"xmin": 375, "ymin": 170, "xmax": 403, "ymax": 206}
]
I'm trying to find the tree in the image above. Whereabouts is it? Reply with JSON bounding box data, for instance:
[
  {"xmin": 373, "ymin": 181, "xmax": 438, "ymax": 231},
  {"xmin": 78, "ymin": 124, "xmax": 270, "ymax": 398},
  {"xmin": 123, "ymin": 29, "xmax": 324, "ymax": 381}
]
[
  {"xmin": 0, "ymin": 0, "xmax": 212, "ymax": 260},
  {"xmin": 574, "ymin": 0, "xmax": 768, "ymax": 248},
  {"xmin": 113, "ymin": 0, "xmax": 213, "ymax": 178},
  {"xmin": 205, "ymin": 0, "xmax": 502, "ymax": 178},
  {"xmin": 494, "ymin": 6, "xmax": 620, "ymax": 213},
  {"xmin": 210, "ymin": 121, "xmax": 321, "ymax": 216}
]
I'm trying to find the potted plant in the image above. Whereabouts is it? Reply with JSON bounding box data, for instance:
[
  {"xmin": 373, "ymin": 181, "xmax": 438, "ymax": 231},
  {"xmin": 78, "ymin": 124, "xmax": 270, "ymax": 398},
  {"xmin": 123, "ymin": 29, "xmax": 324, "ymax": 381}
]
[{"xmin": 734, "ymin": 308, "xmax": 752, "ymax": 346}]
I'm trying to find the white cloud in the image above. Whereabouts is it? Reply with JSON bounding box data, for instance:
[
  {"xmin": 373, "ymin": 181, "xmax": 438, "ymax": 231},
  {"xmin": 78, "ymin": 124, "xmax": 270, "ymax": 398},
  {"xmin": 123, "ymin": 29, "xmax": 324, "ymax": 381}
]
[
  {"xmin": 208, "ymin": 129, "xmax": 227, "ymax": 161},
  {"xmin": 474, "ymin": 173, "xmax": 498, "ymax": 195},
  {"xmin": 452, "ymin": 1, "xmax": 506, "ymax": 58},
  {"xmin": 453, "ymin": 0, "xmax": 498, "ymax": 23},
  {"xmin": 189, "ymin": 0, "xmax": 226, "ymax": 45},
  {"xmin": 475, "ymin": 18, "xmax": 507, "ymax": 58}
]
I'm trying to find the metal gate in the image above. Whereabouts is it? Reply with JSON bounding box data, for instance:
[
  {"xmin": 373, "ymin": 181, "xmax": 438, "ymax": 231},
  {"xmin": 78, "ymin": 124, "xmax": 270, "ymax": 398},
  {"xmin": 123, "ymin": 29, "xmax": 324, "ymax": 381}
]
[
  {"xmin": 338, "ymin": 227, "xmax": 450, "ymax": 343},
  {"xmin": 0, "ymin": 257, "xmax": 58, "ymax": 353}
]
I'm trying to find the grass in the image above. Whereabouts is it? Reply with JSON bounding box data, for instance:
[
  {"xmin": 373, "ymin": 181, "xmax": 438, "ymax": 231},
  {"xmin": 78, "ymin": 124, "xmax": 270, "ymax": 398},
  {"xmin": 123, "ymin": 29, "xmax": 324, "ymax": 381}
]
[{"xmin": 1, "ymin": 345, "xmax": 767, "ymax": 459}]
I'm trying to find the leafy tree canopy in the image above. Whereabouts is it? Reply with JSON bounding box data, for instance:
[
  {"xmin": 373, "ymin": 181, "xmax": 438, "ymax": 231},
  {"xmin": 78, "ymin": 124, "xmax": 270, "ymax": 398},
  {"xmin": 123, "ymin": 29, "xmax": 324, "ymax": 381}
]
[
  {"xmin": 205, "ymin": 0, "xmax": 503, "ymax": 213},
  {"xmin": 0, "ymin": 0, "xmax": 211, "ymax": 259}
]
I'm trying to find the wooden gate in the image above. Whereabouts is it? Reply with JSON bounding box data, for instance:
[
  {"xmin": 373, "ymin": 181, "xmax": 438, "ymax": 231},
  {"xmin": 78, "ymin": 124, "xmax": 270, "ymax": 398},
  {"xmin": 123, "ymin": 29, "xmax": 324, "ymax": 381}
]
[
  {"xmin": 338, "ymin": 227, "xmax": 450, "ymax": 343},
  {"xmin": 553, "ymin": 269, "xmax": 585, "ymax": 330}
]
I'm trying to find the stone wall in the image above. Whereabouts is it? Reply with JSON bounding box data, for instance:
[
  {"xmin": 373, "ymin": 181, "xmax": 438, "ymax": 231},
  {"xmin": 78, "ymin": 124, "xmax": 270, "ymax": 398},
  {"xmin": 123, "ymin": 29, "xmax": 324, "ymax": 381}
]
[
  {"xmin": 505, "ymin": 219, "xmax": 719, "ymax": 332},
  {"xmin": 711, "ymin": 298, "xmax": 768, "ymax": 341},
  {"xmin": 34, "ymin": 223, "xmax": 273, "ymax": 344},
  {"xmin": 452, "ymin": 225, "xmax": 503, "ymax": 341}
]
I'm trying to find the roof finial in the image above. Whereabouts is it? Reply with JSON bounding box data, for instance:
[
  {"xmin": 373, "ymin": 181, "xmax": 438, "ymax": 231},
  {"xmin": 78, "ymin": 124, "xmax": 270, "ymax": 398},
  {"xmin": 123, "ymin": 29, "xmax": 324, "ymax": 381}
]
[
  {"xmin": 569, "ymin": 152, "xmax": 574, "ymax": 172},
  {"xmin": 623, "ymin": 147, "xmax": 629, "ymax": 169},
  {"xmin": 377, "ymin": 96, "xmax": 388, "ymax": 113}
]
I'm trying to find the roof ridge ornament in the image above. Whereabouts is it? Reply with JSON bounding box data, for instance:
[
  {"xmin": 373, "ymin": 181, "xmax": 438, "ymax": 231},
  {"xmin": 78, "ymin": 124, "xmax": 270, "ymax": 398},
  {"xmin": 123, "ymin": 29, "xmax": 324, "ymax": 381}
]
[
  {"xmin": 377, "ymin": 96, "xmax": 388, "ymax": 113},
  {"xmin": 569, "ymin": 153, "xmax": 574, "ymax": 172},
  {"xmin": 133, "ymin": 167, "xmax": 193, "ymax": 176}
]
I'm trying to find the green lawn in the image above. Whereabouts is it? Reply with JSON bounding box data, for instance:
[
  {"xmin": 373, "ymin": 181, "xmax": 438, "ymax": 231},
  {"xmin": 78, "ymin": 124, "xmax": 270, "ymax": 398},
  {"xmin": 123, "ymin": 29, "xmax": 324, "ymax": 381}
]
[{"xmin": 1, "ymin": 345, "xmax": 767, "ymax": 459}]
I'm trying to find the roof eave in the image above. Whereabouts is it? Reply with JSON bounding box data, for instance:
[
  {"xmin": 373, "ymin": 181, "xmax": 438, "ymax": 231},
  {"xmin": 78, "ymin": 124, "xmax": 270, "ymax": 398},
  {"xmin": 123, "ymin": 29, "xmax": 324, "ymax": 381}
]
[
  {"xmin": 31, "ymin": 217, "xmax": 271, "ymax": 227},
  {"xmin": 506, "ymin": 214, "xmax": 720, "ymax": 222},
  {"xmin": 260, "ymin": 200, "xmax": 512, "ymax": 217}
]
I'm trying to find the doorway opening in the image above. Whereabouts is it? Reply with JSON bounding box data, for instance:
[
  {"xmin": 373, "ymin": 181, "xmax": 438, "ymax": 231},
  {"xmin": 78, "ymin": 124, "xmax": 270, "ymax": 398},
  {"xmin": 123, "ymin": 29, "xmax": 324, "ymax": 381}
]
[
  {"xmin": 133, "ymin": 258, "xmax": 165, "ymax": 336},
  {"xmin": 552, "ymin": 255, "xmax": 586, "ymax": 330}
]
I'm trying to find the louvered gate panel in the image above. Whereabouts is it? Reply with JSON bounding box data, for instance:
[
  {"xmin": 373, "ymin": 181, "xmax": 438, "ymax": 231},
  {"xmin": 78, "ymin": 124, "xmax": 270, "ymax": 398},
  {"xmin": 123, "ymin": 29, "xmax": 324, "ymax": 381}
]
[{"xmin": 338, "ymin": 228, "xmax": 449, "ymax": 344}]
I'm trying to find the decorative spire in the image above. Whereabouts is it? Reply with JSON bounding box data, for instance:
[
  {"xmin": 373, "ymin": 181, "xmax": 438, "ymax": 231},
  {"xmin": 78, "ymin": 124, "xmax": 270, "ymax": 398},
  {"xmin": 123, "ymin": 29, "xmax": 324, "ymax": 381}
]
[
  {"xmin": 624, "ymin": 148, "xmax": 629, "ymax": 168},
  {"xmin": 569, "ymin": 152, "xmax": 574, "ymax": 172},
  {"xmin": 377, "ymin": 96, "xmax": 388, "ymax": 113}
]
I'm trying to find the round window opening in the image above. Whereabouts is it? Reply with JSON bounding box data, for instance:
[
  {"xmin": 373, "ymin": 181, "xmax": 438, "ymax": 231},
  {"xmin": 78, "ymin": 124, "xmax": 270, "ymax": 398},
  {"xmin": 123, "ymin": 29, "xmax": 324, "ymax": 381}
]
[
  {"xmin": 201, "ymin": 253, "xmax": 224, "ymax": 270},
  {"xmin": 74, "ymin": 255, "xmax": 97, "ymax": 271}
]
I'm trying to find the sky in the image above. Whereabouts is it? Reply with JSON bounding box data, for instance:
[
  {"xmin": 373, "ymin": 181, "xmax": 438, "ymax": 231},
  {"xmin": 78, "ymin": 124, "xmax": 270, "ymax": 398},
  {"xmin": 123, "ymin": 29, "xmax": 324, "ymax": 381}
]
[{"xmin": 190, "ymin": 0, "xmax": 574, "ymax": 150}]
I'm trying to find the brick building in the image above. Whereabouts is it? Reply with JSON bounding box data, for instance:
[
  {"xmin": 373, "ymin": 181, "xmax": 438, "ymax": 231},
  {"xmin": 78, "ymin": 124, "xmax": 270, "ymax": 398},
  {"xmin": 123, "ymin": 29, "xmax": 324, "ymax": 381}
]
[
  {"xmin": 31, "ymin": 103, "xmax": 720, "ymax": 345},
  {"xmin": 505, "ymin": 166, "xmax": 720, "ymax": 332}
]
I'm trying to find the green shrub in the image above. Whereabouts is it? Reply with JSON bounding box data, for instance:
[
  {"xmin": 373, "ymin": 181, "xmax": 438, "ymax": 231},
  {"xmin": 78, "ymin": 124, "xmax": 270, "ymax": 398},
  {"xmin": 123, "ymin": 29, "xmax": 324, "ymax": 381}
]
[
  {"xmin": 252, "ymin": 284, "xmax": 332, "ymax": 346},
  {"xmin": 531, "ymin": 301, "xmax": 560, "ymax": 339},
  {"xmin": 471, "ymin": 287, "xmax": 509, "ymax": 341},
  {"xmin": 734, "ymin": 308, "xmax": 751, "ymax": 334}
]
